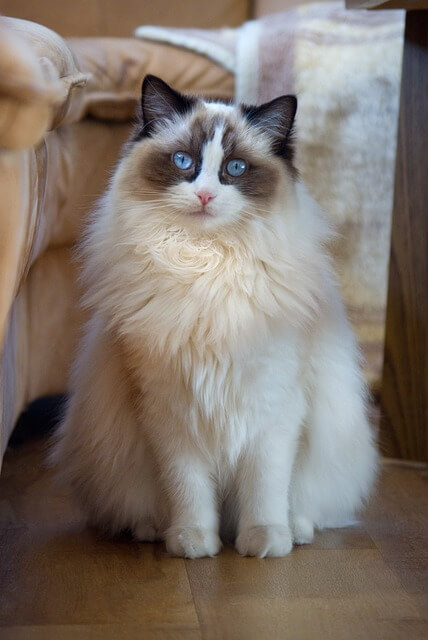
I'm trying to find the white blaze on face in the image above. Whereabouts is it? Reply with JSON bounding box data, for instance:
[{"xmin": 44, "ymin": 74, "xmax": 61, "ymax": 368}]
[
  {"xmin": 165, "ymin": 107, "xmax": 250, "ymax": 229},
  {"xmin": 194, "ymin": 125, "xmax": 225, "ymax": 195}
]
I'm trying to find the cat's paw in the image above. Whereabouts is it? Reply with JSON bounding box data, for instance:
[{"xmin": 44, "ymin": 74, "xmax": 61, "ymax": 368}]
[
  {"xmin": 236, "ymin": 525, "xmax": 293, "ymax": 558},
  {"xmin": 133, "ymin": 519, "xmax": 162, "ymax": 542},
  {"xmin": 291, "ymin": 515, "xmax": 314, "ymax": 545},
  {"xmin": 165, "ymin": 526, "xmax": 222, "ymax": 558}
]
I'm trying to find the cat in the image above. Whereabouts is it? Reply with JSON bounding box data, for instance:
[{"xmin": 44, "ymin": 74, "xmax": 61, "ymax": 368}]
[{"xmin": 51, "ymin": 75, "xmax": 378, "ymax": 558}]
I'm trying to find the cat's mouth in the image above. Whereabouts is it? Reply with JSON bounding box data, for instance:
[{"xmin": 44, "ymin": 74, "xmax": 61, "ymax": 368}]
[{"xmin": 189, "ymin": 208, "xmax": 215, "ymax": 218}]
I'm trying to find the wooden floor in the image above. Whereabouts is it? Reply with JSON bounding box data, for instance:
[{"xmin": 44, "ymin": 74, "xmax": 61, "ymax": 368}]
[{"xmin": 0, "ymin": 439, "xmax": 427, "ymax": 639}]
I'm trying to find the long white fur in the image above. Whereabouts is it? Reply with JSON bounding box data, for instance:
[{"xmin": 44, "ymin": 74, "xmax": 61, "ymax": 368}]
[{"xmin": 52, "ymin": 102, "xmax": 378, "ymax": 558}]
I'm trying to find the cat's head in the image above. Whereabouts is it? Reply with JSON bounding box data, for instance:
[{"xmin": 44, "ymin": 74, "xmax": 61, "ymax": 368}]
[{"xmin": 118, "ymin": 75, "xmax": 297, "ymax": 231}]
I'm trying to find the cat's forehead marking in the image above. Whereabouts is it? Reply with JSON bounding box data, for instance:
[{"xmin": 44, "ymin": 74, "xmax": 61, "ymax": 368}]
[
  {"xmin": 200, "ymin": 124, "xmax": 225, "ymax": 176},
  {"xmin": 202, "ymin": 101, "xmax": 235, "ymax": 117}
]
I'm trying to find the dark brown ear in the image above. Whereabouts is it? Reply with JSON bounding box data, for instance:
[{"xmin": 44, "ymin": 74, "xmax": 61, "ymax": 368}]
[
  {"xmin": 241, "ymin": 95, "xmax": 297, "ymax": 161},
  {"xmin": 242, "ymin": 95, "xmax": 297, "ymax": 138},
  {"xmin": 138, "ymin": 75, "xmax": 196, "ymax": 138}
]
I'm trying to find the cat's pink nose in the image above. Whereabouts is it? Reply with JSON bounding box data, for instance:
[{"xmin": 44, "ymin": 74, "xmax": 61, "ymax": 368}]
[{"xmin": 196, "ymin": 190, "xmax": 215, "ymax": 206}]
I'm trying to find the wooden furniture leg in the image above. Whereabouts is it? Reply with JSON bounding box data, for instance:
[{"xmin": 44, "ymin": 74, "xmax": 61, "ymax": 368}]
[{"xmin": 380, "ymin": 11, "xmax": 428, "ymax": 462}]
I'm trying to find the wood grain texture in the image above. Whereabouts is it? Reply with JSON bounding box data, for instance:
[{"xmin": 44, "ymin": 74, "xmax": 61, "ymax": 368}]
[
  {"xmin": 380, "ymin": 11, "xmax": 428, "ymax": 462},
  {"xmin": 0, "ymin": 440, "xmax": 427, "ymax": 639}
]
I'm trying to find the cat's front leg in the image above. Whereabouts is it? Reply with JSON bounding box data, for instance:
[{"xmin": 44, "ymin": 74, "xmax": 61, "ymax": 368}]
[
  {"xmin": 161, "ymin": 451, "xmax": 222, "ymax": 559},
  {"xmin": 235, "ymin": 421, "xmax": 301, "ymax": 558}
]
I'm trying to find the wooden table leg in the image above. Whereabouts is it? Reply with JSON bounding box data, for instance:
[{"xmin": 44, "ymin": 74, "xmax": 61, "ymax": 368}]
[{"xmin": 380, "ymin": 11, "xmax": 428, "ymax": 462}]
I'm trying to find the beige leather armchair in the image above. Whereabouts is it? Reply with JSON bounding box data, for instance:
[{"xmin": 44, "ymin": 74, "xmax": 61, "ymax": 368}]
[{"xmin": 0, "ymin": 13, "xmax": 236, "ymax": 463}]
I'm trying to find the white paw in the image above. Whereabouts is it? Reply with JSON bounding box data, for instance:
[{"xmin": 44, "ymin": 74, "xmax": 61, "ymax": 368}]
[
  {"xmin": 133, "ymin": 520, "xmax": 161, "ymax": 542},
  {"xmin": 165, "ymin": 526, "xmax": 222, "ymax": 558},
  {"xmin": 236, "ymin": 525, "xmax": 293, "ymax": 558},
  {"xmin": 291, "ymin": 515, "xmax": 314, "ymax": 545}
]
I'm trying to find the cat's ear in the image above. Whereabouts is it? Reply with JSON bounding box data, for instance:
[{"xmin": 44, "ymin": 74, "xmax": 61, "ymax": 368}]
[
  {"xmin": 242, "ymin": 95, "xmax": 297, "ymax": 143},
  {"xmin": 139, "ymin": 75, "xmax": 196, "ymax": 137}
]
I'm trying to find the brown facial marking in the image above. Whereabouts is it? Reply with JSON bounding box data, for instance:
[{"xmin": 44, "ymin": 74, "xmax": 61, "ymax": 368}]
[
  {"xmin": 131, "ymin": 108, "xmax": 224, "ymax": 194},
  {"xmin": 124, "ymin": 102, "xmax": 287, "ymax": 207},
  {"xmin": 220, "ymin": 125, "xmax": 281, "ymax": 202},
  {"xmin": 139, "ymin": 144, "xmax": 184, "ymax": 190}
]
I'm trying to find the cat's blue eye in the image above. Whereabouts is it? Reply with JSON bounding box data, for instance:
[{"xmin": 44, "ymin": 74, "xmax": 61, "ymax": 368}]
[
  {"xmin": 173, "ymin": 151, "xmax": 193, "ymax": 170},
  {"xmin": 226, "ymin": 159, "xmax": 247, "ymax": 177}
]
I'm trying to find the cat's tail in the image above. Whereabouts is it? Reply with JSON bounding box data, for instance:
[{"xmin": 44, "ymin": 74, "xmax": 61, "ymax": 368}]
[{"xmin": 8, "ymin": 394, "xmax": 68, "ymax": 447}]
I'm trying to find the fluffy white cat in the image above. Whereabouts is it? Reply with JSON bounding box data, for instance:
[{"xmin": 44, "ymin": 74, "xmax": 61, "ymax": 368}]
[{"xmin": 52, "ymin": 75, "xmax": 378, "ymax": 558}]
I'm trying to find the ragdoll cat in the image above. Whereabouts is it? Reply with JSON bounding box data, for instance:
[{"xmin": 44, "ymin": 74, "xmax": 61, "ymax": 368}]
[{"xmin": 52, "ymin": 75, "xmax": 378, "ymax": 558}]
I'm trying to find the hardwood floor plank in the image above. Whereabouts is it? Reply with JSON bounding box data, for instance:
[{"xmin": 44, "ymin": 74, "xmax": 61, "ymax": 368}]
[
  {"xmin": 1, "ymin": 441, "xmax": 427, "ymax": 639},
  {"xmin": 185, "ymin": 546, "xmax": 423, "ymax": 640},
  {"xmin": 365, "ymin": 462, "xmax": 428, "ymax": 595},
  {"xmin": 0, "ymin": 625, "xmax": 201, "ymax": 640},
  {"xmin": 0, "ymin": 442, "xmax": 199, "ymax": 630}
]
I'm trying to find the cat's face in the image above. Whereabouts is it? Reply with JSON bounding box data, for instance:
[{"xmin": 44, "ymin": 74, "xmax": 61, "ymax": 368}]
[{"xmin": 119, "ymin": 75, "xmax": 297, "ymax": 231}]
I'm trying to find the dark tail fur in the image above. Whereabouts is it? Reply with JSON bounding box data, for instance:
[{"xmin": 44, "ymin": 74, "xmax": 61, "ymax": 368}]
[{"xmin": 9, "ymin": 394, "xmax": 67, "ymax": 447}]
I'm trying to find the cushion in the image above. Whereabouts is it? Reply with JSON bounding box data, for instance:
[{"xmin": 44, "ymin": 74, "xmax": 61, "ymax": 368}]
[
  {"xmin": 0, "ymin": 17, "xmax": 88, "ymax": 150},
  {"xmin": 69, "ymin": 37, "xmax": 234, "ymax": 122}
]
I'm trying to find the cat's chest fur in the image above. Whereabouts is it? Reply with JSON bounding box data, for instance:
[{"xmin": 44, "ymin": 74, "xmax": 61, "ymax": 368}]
[
  {"xmin": 139, "ymin": 331, "xmax": 303, "ymax": 461},
  {"xmin": 114, "ymin": 223, "xmax": 318, "ymax": 365},
  {"xmin": 111, "ymin": 230, "xmax": 308, "ymax": 455}
]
